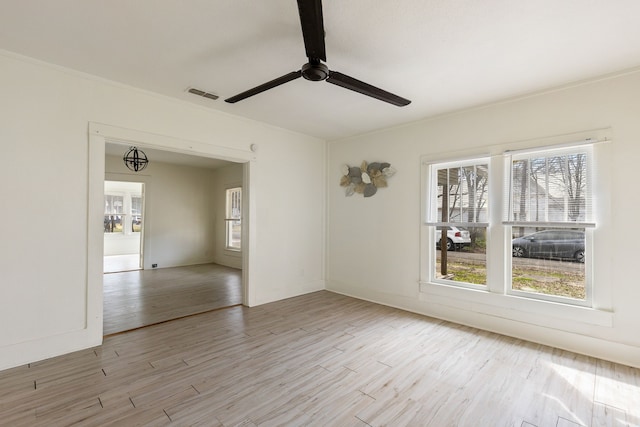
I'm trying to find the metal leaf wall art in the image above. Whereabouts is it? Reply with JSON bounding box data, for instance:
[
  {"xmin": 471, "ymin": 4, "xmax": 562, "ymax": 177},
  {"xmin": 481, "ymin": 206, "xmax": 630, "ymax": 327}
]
[{"xmin": 340, "ymin": 161, "xmax": 396, "ymax": 197}]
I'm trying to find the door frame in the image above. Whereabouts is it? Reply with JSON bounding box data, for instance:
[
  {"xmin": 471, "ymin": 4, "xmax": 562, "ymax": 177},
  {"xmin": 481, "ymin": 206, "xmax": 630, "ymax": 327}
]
[
  {"xmin": 103, "ymin": 178, "xmax": 146, "ymax": 271},
  {"xmin": 88, "ymin": 122, "xmax": 256, "ymax": 339}
]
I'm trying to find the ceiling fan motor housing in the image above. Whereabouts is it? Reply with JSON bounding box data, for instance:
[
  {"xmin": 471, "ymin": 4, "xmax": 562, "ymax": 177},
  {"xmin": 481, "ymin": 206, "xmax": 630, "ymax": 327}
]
[{"xmin": 302, "ymin": 62, "xmax": 329, "ymax": 81}]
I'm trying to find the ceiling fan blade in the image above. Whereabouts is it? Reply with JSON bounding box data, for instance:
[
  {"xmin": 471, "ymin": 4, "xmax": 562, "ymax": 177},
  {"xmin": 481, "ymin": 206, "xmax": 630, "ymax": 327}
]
[
  {"xmin": 326, "ymin": 71, "xmax": 411, "ymax": 107},
  {"xmin": 225, "ymin": 71, "xmax": 302, "ymax": 103},
  {"xmin": 297, "ymin": 0, "xmax": 326, "ymax": 62}
]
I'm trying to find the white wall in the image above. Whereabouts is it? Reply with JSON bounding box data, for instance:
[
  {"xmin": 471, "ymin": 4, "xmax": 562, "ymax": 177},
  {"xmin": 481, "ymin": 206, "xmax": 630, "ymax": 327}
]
[
  {"xmin": 211, "ymin": 163, "xmax": 244, "ymax": 269},
  {"xmin": 103, "ymin": 233, "xmax": 140, "ymax": 257},
  {"xmin": 327, "ymin": 70, "xmax": 640, "ymax": 368},
  {"xmin": 106, "ymin": 156, "xmax": 218, "ymax": 268},
  {"xmin": 0, "ymin": 51, "xmax": 326, "ymax": 371}
]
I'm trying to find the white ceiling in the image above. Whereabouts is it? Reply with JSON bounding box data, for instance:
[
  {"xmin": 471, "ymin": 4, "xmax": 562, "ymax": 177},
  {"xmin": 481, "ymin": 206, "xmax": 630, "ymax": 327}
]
[{"xmin": 2, "ymin": 0, "xmax": 640, "ymax": 141}]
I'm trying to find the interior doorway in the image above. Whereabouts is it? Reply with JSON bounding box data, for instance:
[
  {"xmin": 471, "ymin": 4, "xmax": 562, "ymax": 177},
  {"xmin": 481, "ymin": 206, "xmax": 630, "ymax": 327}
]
[
  {"xmin": 100, "ymin": 137, "xmax": 249, "ymax": 335},
  {"xmin": 103, "ymin": 180, "xmax": 144, "ymax": 273},
  {"xmin": 86, "ymin": 122, "xmax": 259, "ymax": 343}
]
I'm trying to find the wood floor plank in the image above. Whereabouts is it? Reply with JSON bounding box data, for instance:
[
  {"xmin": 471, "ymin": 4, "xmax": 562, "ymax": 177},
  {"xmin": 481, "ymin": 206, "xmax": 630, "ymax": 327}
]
[
  {"xmin": 591, "ymin": 402, "xmax": 629, "ymax": 427},
  {"xmin": 103, "ymin": 263, "xmax": 241, "ymax": 335},
  {"xmin": 1, "ymin": 291, "xmax": 639, "ymax": 426}
]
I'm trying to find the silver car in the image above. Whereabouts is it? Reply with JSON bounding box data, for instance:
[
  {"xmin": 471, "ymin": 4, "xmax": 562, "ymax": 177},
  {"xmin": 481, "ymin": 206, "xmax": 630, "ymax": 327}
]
[{"xmin": 512, "ymin": 230, "xmax": 585, "ymax": 263}]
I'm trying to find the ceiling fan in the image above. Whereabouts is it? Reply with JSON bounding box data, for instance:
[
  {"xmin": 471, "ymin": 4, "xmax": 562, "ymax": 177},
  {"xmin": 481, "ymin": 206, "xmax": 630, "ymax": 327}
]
[{"xmin": 225, "ymin": 0, "xmax": 411, "ymax": 106}]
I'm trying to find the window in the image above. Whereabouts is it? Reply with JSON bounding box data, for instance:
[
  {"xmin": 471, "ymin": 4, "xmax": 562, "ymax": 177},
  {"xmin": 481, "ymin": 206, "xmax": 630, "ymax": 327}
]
[
  {"xmin": 104, "ymin": 194, "xmax": 124, "ymax": 233},
  {"xmin": 426, "ymin": 159, "xmax": 489, "ymax": 287},
  {"xmin": 131, "ymin": 196, "xmax": 143, "ymax": 233},
  {"xmin": 505, "ymin": 146, "xmax": 593, "ymax": 304},
  {"xmin": 225, "ymin": 187, "xmax": 242, "ymax": 250},
  {"xmin": 104, "ymin": 184, "xmax": 143, "ymax": 234},
  {"xmin": 422, "ymin": 140, "xmax": 599, "ymax": 308}
]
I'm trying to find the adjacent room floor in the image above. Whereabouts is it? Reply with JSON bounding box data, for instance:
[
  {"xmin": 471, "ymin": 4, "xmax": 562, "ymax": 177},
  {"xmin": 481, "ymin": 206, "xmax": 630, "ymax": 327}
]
[
  {"xmin": 1, "ymin": 291, "xmax": 638, "ymax": 426},
  {"xmin": 103, "ymin": 263, "xmax": 242, "ymax": 335}
]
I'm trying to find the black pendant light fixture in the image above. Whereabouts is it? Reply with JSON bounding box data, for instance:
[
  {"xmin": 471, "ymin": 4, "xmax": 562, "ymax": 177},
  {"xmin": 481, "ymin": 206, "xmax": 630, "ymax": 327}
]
[{"xmin": 123, "ymin": 146, "xmax": 149, "ymax": 172}]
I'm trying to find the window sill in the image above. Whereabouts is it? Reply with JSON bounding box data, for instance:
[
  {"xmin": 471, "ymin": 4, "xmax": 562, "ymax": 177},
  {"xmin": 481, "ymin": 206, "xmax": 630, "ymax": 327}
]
[{"xmin": 419, "ymin": 281, "xmax": 613, "ymax": 328}]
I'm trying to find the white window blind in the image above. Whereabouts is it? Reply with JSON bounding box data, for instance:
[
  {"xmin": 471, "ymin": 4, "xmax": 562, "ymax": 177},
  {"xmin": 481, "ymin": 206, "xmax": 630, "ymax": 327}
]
[{"xmin": 504, "ymin": 145, "xmax": 594, "ymax": 228}]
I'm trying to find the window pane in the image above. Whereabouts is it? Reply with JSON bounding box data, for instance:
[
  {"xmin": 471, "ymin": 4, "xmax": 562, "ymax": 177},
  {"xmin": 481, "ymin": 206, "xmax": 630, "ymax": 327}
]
[
  {"xmin": 435, "ymin": 164, "xmax": 488, "ymax": 223},
  {"xmin": 104, "ymin": 194, "xmax": 124, "ymax": 233},
  {"xmin": 103, "ymin": 214, "xmax": 123, "ymax": 233},
  {"xmin": 104, "ymin": 195, "xmax": 123, "ymax": 214},
  {"xmin": 131, "ymin": 196, "xmax": 143, "ymax": 232},
  {"xmin": 226, "ymin": 220, "xmax": 241, "ymax": 250},
  {"xmin": 510, "ymin": 152, "xmax": 589, "ymax": 223},
  {"xmin": 225, "ymin": 187, "xmax": 242, "ymax": 250},
  {"xmin": 511, "ymin": 227, "xmax": 586, "ymax": 300},
  {"xmin": 435, "ymin": 226, "xmax": 487, "ymax": 286}
]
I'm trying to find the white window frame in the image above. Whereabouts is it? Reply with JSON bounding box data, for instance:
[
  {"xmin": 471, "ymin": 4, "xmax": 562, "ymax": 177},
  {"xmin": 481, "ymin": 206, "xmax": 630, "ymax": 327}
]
[
  {"xmin": 503, "ymin": 145, "xmax": 594, "ymax": 307},
  {"xmin": 419, "ymin": 131, "xmax": 614, "ymax": 330},
  {"xmin": 424, "ymin": 157, "xmax": 490, "ymax": 290},
  {"xmin": 225, "ymin": 187, "xmax": 242, "ymax": 251}
]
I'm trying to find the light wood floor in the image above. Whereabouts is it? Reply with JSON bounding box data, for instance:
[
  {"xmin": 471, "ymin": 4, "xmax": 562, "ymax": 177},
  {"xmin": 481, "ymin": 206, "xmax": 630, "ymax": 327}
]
[
  {"xmin": 104, "ymin": 263, "xmax": 242, "ymax": 335},
  {"xmin": 1, "ymin": 291, "xmax": 638, "ymax": 426}
]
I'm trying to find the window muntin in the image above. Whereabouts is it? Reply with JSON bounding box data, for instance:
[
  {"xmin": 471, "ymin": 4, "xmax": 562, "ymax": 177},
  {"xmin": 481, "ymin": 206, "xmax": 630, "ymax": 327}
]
[
  {"xmin": 225, "ymin": 187, "xmax": 242, "ymax": 251},
  {"xmin": 428, "ymin": 160, "xmax": 489, "ymax": 287}
]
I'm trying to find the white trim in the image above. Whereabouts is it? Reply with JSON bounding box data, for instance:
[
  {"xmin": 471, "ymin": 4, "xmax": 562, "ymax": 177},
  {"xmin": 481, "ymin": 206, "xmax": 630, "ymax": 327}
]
[
  {"xmin": 426, "ymin": 222, "xmax": 489, "ymax": 228},
  {"xmin": 418, "ymin": 281, "xmax": 612, "ymax": 328},
  {"xmin": 90, "ymin": 122, "xmax": 256, "ymax": 163},
  {"xmin": 503, "ymin": 137, "xmax": 608, "ymax": 156},
  {"xmin": 87, "ymin": 133, "xmax": 106, "ymax": 336},
  {"xmin": 421, "ymin": 153, "xmax": 491, "ymax": 167},
  {"xmin": 242, "ymin": 162, "xmax": 256, "ymax": 307},
  {"xmin": 503, "ymin": 221, "xmax": 596, "ymax": 228},
  {"xmin": 418, "ymin": 128, "xmax": 611, "ymax": 163}
]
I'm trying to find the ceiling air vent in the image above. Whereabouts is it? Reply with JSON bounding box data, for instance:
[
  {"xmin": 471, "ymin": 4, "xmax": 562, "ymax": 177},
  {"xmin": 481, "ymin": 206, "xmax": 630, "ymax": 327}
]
[{"xmin": 187, "ymin": 87, "xmax": 219, "ymax": 100}]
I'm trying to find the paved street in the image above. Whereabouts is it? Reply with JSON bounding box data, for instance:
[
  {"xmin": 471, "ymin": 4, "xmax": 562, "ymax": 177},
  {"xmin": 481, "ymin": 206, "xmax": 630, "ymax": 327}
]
[{"xmin": 438, "ymin": 249, "xmax": 584, "ymax": 273}]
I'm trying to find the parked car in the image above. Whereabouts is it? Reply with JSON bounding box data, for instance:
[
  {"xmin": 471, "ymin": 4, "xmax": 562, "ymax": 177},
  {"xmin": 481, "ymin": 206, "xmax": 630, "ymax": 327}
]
[
  {"xmin": 435, "ymin": 226, "xmax": 471, "ymax": 251},
  {"xmin": 512, "ymin": 230, "xmax": 585, "ymax": 263}
]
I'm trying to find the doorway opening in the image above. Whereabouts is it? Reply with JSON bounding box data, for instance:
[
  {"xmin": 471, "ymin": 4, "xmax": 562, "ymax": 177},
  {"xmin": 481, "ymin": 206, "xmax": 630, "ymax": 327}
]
[
  {"xmin": 101, "ymin": 140, "xmax": 248, "ymax": 336},
  {"xmin": 103, "ymin": 180, "xmax": 144, "ymax": 273},
  {"xmin": 88, "ymin": 123, "xmax": 255, "ymax": 341}
]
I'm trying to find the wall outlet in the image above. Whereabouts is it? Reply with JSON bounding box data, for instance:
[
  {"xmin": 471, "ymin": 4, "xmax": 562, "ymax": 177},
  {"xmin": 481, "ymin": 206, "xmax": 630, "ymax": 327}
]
[{"xmin": 152, "ymin": 264, "xmax": 157, "ymax": 268}]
